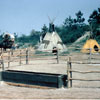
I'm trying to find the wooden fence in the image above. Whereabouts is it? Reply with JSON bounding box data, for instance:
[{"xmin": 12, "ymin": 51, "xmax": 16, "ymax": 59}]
[
  {"xmin": 0, "ymin": 47, "xmax": 100, "ymax": 70},
  {"xmin": 67, "ymin": 57, "xmax": 100, "ymax": 88},
  {"xmin": 0, "ymin": 48, "xmax": 61, "ymax": 70},
  {"xmin": 1, "ymin": 47, "xmax": 100, "ymax": 88}
]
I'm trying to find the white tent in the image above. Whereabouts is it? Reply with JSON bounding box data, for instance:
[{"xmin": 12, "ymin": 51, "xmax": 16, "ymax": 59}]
[
  {"xmin": 38, "ymin": 31, "xmax": 66, "ymax": 52},
  {"xmin": 38, "ymin": 17, "xmax": 67, "ymax": 52}
]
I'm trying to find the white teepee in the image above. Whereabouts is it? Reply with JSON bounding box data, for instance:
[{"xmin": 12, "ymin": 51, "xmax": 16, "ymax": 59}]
[{"xmin": 38, "ymin": 22, "xmax": 66, "ymax": 52}]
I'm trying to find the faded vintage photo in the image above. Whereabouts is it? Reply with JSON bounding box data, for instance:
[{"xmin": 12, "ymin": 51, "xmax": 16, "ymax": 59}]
[{"xmin": 0, "ymin": 0, "xmax": 100, "ymax": 99}]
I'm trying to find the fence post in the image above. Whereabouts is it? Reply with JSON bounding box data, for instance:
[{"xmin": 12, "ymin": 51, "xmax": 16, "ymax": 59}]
[
  {"xmin": 19, "ymin": 49, "xmax": 22, "ymax": 65},
  {"xmin": 11, "ymin": 49, "xmax": 13, "ymax": 55},
  {"xmin": 26, "ymin": 48, "xmax": 28, "ymax": 64},
  {"xmin": 89, "ymin": 48, "xmax": 92, "ymax": 63},
  {"xmin": 67, "ymin": 57, "xmax": 72, "ymax": 88},
  {"xmin": 8, "ymin": 50, "xmax": 10, "ymax": 68},
  {"xmin": 69, "ymin": 57, "xmax": 72, "ymax": 87},
  {"xmin": 57, "ymin": 49, "xmax": 59, "ymax": 64},
  {"xmin": 1, "ymin": 49, "xmax": 4, "ymax": 71}
]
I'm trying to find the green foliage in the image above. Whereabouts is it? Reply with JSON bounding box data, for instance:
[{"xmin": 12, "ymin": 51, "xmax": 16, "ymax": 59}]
[
  {"xmin": 63, "ymin": 16, "xmax": 74, "ymax": 27},
  {"xmin": 17, "ymin": 29, "xmax": 40, "ymax": 47},
  {"xmin": 88, "ymin": 8, "xmax": 100, "ymax": 39},
  {"xmin": 74, "ymin": 10, "xmax": 85, "ymax": 25},
  {"xmin": 40, "ymin": 24, "xmax": 48, "ymax": 41},
  {"xmin": 16, "ymin": 10, "xmax": 90, "ymax": 47},
  {"xmin": 29, "ymin": 29, "xmax": 40, "ymax": 45},
  {"xmin": 0, "ymin": 35, "xmax": 3, "ymax": 41},
  {"xmin": 56, "ymin": 11, "xmax": 89, "ymax": 44},
  {"xmin": 41, "ymin": 24, "xmax": 48, "ymax": 34},
  {"xmin": 9, "ymin": 8, "xmax": 100, "ymax": 48},
  {"xmin": 14, "ymin": 33, "xmax": 18, "ymax": 42}
]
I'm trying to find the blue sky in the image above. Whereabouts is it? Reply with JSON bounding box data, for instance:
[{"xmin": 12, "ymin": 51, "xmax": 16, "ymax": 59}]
[{"xmin": 0, "ymin": 0, "xmax": 100, "ymax": 36}]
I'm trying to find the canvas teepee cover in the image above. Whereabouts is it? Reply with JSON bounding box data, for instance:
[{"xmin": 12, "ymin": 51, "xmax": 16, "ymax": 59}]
[
  {"xmin": 38, "ymin": 18, "xmax": 66, "ymax": 52},
  {"xmin": 81, "ymin": 39, "xmax": 100, "ymax": 53},
  {"xmin": 38, "ymin": 31, "xmax": 66, "ymax": 51}
]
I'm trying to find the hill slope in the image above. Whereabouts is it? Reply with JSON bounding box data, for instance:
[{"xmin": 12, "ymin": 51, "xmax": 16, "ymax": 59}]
[{"xmin": 67, "ymin": 32, "xmax": 90, "ymax": 52}]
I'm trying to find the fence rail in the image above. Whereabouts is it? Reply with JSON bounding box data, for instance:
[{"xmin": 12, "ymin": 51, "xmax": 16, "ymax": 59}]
[
  {"xmin": 69, "ymin": 70, "xmax": 100, "ymax": 73},
  {"xmin": 69, "ymin": 78, "xmax": 100, "ymax": 81},
  {"xmin": 0, "ymin": 48, "xmax": 61, "ymax": 70},
  {"xmin": 1, "ymin": 47, "xmax": 100, "ymax": 88},
  {"xmin": 67, "ymin": 57, "xmax": 100, "ymax": 88}
]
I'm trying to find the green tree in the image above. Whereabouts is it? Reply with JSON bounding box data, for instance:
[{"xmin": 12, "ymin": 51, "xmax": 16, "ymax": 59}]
[
  {"xmin": 14, "ymin": 33, "xmax": 18, "ymax": 42},
  {"xmin": 88, "ymin": 8, "xmax": 100, "ymax": 39},
  {"xmin": 41, "ymin": 24, "xmax": 48, "ymax": 41},
  {"xmin": 41, "ymin": 24, "xmax": 48, "ymax": 34},
  {"xmin": 63, "ymin": 16, "xmax": 74, "ymax": 28},
  {"xmin": 29, "ymin": 29, "xmax": 40, "ymax": 45},
  {"xmin": 74, "ymin": 10, "xmax": 85, "ymax": 26},
  {"xmin": 17, "ymin": 29, "xmax": 40, "ymax": 47},
  {"xmin": 56, "ymin": 11, "xmax": 89, "ymax": 44}
]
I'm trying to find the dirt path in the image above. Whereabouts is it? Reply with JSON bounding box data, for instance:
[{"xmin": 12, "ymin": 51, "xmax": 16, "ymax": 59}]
[
  {"xmin": 0, "ymin": 83, "xmax": 100, "ymax": 99},
  {"xmin": 0, "ymin": 53, "xmax": 100, "ymax": 99}
]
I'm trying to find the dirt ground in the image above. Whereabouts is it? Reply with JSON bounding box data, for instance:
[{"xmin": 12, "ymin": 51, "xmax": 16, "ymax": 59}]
[
  {"xmin": 0, "ymin": 52, "xmax": 100, "ymax": 99},
  {"xmin": 0, "ymin": 83, "xmax": 100, "ymax": 99}
]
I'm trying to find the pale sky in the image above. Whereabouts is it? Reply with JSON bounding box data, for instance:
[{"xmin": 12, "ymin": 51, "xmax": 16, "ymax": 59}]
[{"xmin": 0, "ymin": 0, "xmax": 100, "ymax": 36}]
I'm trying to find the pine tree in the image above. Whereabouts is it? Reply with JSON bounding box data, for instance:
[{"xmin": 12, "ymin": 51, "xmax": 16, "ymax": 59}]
[{"xmin": 88, "ymin": 8, "xmax": 100, "ymax": 37}]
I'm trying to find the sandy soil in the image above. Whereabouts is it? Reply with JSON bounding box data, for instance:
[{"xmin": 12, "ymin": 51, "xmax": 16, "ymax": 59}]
[
  {"xmin": 0, "ymin": 53, "xmax": 100, "ymax": 99},
  {"xmin": 0, "ymin": 83, "xmax": 100, "ymax": 99}
]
